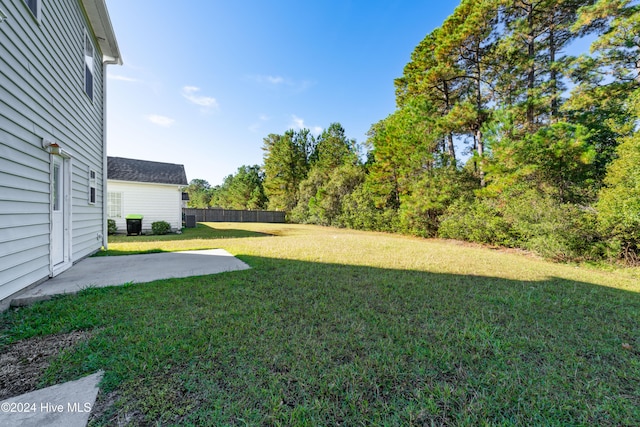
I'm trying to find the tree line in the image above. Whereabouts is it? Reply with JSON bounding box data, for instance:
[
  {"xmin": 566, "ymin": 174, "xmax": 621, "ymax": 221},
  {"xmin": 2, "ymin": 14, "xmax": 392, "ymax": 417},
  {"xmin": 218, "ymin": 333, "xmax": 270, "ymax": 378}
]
[{"xmin": 185, "ymin": 0, "xmax": 640, "ymax": 264}]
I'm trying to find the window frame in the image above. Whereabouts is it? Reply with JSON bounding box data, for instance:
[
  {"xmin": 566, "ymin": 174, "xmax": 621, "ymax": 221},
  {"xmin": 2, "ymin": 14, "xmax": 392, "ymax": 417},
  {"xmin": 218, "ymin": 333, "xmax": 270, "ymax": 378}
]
[
  {"xmin": 107, "ymin": 192, "xmax": 123, "ymax": 219},
  {"xmin": 88, "ymin": 169, "xmax": 97, "ymax": 205},
  {"xmin": 23, "ymin": 0, "xmax": 40, "ymax": 21}
]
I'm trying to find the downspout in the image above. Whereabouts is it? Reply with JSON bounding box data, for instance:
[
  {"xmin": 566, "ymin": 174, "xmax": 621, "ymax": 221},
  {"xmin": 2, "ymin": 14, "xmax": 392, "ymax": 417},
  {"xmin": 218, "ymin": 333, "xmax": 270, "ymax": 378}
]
[
  {"xmin": 101, "ymin": 57, "xmax": 120, "ymax": 250},
  {"xmin": 101, "ymin": 61, "xmax": 108, "ymax": 250}
]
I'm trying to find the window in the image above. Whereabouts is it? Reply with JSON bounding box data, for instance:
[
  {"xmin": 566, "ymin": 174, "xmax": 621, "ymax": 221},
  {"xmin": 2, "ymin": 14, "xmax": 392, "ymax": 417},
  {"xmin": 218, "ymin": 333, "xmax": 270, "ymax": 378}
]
[
  {"xmin": 23, "ymin": 0, "xmax": 39, "ymax": 19},
  {"xmin": 88, "ymin": 170, "xmax": 97, "ymax": 204},
  {"xmin": 84, "ymin": 32, "xmax": 94, "ymax": 100},
  {"xmin": 53, "ymin": 161, "xmax": 61, "ymax": 211},
  {"xmin": 107, "ymin": 192, "xmax": 122, "ymax": 218}
]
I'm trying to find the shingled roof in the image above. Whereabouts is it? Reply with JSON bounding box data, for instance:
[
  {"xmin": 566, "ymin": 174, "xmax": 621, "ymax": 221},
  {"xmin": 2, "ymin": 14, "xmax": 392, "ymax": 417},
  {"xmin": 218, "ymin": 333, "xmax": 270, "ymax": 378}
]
[{"xmin": 107, "ymin": 157, "xmax": 188, "ymax": 185}]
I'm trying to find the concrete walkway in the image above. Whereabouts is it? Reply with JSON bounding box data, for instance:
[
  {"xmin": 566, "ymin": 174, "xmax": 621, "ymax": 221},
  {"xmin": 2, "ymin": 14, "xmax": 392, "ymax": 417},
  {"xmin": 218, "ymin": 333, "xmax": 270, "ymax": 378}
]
[
  {"xmin": 0, "ymin": 371, "xmax": 103, "ymax": 427},
  {"xmin": 3, "ymin": 249, "xmax": 251, "ymax": 425},
  {"xmin": 11, "ymin": 249, "xmax": 251, "ymax": 307}
]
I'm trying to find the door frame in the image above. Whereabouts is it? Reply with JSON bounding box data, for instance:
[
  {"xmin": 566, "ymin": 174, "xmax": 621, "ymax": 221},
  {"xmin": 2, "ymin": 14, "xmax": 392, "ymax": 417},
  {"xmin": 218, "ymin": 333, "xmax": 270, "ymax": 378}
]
[{"xmin": 50, "ymin": 152, "xmax": 72, "ymax": 276}]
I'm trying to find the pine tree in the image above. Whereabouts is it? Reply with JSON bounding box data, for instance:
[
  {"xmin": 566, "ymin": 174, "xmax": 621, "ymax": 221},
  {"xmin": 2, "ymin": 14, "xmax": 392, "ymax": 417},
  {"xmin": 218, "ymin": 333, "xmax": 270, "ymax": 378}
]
[{"xmin": 262, "ymin": 130, "xmax": 313, "ymax": 211}]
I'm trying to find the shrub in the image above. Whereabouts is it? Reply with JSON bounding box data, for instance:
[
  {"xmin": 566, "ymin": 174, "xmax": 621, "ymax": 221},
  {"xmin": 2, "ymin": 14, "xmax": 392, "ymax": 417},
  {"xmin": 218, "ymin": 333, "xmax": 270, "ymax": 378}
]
[
  {"xmin": 439, "ymin": 198, "xmax": 515, "ymax": 246},
  {"xmin": 439, "ymin": 188, "xmax": 602, "ymax": 262},
  {"xmin": 338, "ymin": 183, "xmax": 399, "ymax": 232},
  {"xmin": 107, "ymin": 219, "xmax": 117, "ymax": 235},
  {"xmin": 151, "ymin": 221, "xmax": 171, "ymax": 235},
  {"xmin": 502, "ymin": 190, "xmax": 601, "ymax": 261},
  {"xmin": 399, "ymin": 167, "xmax": 477, "ymax": 238}
]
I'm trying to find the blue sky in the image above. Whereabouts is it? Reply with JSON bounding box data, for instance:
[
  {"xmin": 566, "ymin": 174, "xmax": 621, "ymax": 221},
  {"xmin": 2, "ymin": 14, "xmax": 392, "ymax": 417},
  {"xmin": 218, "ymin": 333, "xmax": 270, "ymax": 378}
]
[{"xmin": 105, "ymin": 1, "xmax": 460, "ymax": 186}]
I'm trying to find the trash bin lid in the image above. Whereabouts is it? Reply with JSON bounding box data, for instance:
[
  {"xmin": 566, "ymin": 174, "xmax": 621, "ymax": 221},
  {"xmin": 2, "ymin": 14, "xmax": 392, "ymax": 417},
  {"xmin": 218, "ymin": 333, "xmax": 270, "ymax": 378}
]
[{"xmin": 125, "ymin": 214, "xmax": 144, "ymax": 219}]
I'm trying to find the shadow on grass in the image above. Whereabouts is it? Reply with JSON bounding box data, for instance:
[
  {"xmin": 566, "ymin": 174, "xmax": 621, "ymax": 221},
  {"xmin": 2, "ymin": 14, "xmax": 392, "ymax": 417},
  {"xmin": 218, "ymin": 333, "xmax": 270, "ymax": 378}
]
[
  {"xmin": 2, "ymin": 255, "xmax": 639, "ymax": 426},
  {"xmin": 111, "ymin": 223, "xmax": 271, "ymax": 242},
  {"xmin": 95, "ymin": 223, "xmax": 274, "ymax": 256}
]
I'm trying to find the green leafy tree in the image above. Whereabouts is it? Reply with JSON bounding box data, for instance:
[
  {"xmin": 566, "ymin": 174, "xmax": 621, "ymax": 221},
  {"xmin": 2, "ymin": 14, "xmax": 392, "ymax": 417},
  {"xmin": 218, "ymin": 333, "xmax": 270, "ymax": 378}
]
[
  {"xmin": 310, "ymin": 163, "xmax": 365, "ymax": 226},
  {"xmin": 184, "ymin": 179, "xmax": 212, "ymax": 208},
  {"xmin": 439, "ymin": 0, "xmax": 501, "ymax": 181},
  {"xmin": 211, "ymin": 165, "xmax": 267, "ymax": 210},
  {"xmin": 494, "ymin": 0, "xmax": 601, "ymax": 130},
  {"xmin": 597, "ymin": 86, "xmax": 640, "ymax": 263},
  {"xmin": 395, "ymin": 29, "xmax": 461, "ymax": 162},
  {"xmin": 366, "ymin": 98, "xmax": 441, "ymax": 210},
  {"xmin": 262, "ymin": 130, "xmax": 314, "ymax": 211},
  {"xmin": 399, "ymin": 167, "xmax": 477, "ymax": 237},
  {"xmin": 312, "ymin": 123, "xmax": 358, "ymax": 172},
  {"xmin": 484, "ymin": 120, "xmax": 596, "ymax": 203},
  {"xmin": 564, "ymin": 0, "xmax": 640, "ymax": 181},
  {"xmin": 292, "ymin": 123, "xmax": 363, "ymax": 225},
  {"xmin": 339, "ymin": 179, "xmax": 400, "ymax": 232}
]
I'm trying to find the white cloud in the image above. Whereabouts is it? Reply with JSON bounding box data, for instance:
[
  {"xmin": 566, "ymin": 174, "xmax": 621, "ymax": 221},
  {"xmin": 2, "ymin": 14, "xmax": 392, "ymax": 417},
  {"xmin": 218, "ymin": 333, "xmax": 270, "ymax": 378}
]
[
  {"xmin": 291, "ymin": 115, "xmax": 305, "ymax": 129},
  {"xmin": 266, "ymin": 75, "xmax": 285, "ymax": 84},
  {"xmin": 250, "ymin": 74, "xmax": 286, "ymax": 85},
  {"xmin": 107, "ymin": 73, "xmax": 138, "ymax": 82},
  {"xmin": 249, "ymin": 75, "xmax": 315, "ymax": 92},
  {"xmin": 182, "ymin": 86, "xmax": 218, "ymax": 108},
  {"xmin": 290, "ymin": 115, "xmax": 322, "ymax": 135},
  {"xmin": 249, "ymin": 114, "xmax": 270, "ymax": 132},
  {"xmin": 146, "ymin": 114, "xmax": 175, "ymax": 127}
]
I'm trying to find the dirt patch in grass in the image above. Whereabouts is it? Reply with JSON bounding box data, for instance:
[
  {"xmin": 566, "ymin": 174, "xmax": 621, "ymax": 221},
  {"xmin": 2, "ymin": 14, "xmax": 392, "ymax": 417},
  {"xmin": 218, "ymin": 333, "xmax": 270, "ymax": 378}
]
[{"xmin": 0, "ymin": 330, "xmax": 92, "ymax": 401}]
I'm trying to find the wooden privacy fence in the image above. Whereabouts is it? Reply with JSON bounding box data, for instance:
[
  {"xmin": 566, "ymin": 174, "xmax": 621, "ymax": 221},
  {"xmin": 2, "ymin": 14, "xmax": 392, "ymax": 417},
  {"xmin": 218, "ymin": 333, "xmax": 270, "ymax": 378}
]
[{"xmin": 183, "ymin": 208, "xmax": 286, "ymax": 223}]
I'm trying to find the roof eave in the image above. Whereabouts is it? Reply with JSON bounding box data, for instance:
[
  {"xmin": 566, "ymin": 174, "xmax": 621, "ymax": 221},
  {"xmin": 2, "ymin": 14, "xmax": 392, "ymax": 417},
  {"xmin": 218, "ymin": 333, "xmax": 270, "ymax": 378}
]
[
  {"xmin": 108, "ymin": 178, "xmax": 187, "ymax": 186},
  {"xmin": 81, "ymin": 0, "xmax": 122, "ymax": 65}
]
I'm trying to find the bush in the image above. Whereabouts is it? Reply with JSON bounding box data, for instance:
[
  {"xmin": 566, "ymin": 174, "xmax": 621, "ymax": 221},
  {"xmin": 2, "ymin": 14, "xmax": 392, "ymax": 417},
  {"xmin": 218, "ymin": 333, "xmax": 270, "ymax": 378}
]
[
  {"xmin": 439, "ymin": 198, "xmax": 515, "ymax": 246},
  {"xmin": 502, "ymin": 190, "xmax": 601, "ymax": 261},
  {"xmin": 338, "ymin": 183, "xmax": 399, "ymax": 232},
  {"xmin": 151, "ymin": 221, "xmax": 171, "ymax": 235},
  {"xmin": 107, "ymin": 219, "xmax": 117, "ymax": 235},
  {"xmin": 439, "ymin": 188, "xmax": 602, "ymax": 262},
  {"xmin": 398, "ymin": 168, "xmax": 477, "ymax": 238}
]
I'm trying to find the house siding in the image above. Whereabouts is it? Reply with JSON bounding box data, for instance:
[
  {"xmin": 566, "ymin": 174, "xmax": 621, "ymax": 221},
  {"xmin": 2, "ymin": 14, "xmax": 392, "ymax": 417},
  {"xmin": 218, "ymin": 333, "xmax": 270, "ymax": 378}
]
[
  {"xmin": 107, "ymin": 181, "xmax": 183, "ymax": 233},
  {"xmin": 0, "ymin": 0, "xmax": 109, "ymax": 302}
]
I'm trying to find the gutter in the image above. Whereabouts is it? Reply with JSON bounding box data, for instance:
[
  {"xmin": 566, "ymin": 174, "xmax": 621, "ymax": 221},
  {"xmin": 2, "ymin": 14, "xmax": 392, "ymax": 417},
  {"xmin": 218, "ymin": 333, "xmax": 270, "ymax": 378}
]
[{"xmin": 82, "ymin": 0, "xmax": 122, "ymax": 65}]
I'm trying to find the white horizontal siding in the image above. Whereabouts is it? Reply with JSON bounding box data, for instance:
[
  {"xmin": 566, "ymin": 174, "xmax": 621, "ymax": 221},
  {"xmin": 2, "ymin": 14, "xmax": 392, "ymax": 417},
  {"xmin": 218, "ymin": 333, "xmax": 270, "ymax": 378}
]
[
  {"xmin": 107, "ymin": 181, "xmax": 183, "ymax": 232},
  {"xmin": 0, "ymin": 265, "xmax": 50, "ymax": 303},
  {"xmin": 0, "ymin": 212, "xmax": 49, "ymax": 229},
  {"xmin": 0, "ymin": 234, "xmax": 49, "ymax": 259},
  {"xmin": 0, "ymin": 0, "xmax": 110, "ymax": 302},
  {"xmin": 0, "ymin": 200, "xmax": 49, "ymax": 215},
  {"xmin": 0, "ymin": 186, "xmax": 49, "ymax": 204}
]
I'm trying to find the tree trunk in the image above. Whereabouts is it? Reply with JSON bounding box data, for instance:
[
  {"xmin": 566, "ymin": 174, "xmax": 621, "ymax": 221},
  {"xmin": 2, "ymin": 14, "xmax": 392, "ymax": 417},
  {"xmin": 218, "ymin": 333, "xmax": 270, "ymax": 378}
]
[
  {"xmin": 476, "ymin": 127, "xmax": 485, "ymax": 187},
  {"xmin": 527, "ymin": 8, "xmax": 536, "ymax": 127},
  {"xmin": 447, "ymin": 133, "xmax": 456, "ymax": 163},
  {"xmin": 549, "ymin": 6, "xmax": 559, "ymax": 122},
  {"xmin": 443, "ymin": 80, "xmax": 456, "ymax": 162}
]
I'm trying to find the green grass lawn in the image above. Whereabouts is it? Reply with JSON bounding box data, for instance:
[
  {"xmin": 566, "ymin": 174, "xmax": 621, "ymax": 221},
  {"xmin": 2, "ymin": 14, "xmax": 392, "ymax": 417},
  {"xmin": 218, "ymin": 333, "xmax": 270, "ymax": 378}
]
[{"xmin": 2, "ymin": 223, "xmax": 639, "ymax": 426}]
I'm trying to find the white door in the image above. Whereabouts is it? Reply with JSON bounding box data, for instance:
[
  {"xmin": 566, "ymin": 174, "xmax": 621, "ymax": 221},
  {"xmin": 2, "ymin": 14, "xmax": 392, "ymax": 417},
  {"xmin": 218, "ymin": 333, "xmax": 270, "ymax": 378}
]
[{"xmin": 51, "ymin": 156, "xmax": 70, "ymax": 270}]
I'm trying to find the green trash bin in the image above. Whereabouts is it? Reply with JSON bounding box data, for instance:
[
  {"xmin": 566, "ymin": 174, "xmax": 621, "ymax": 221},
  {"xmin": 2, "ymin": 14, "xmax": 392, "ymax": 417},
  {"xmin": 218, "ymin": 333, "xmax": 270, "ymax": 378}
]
[{"xmin": 125, "ymin": 214, "xmax": 143, "ymax": 236}]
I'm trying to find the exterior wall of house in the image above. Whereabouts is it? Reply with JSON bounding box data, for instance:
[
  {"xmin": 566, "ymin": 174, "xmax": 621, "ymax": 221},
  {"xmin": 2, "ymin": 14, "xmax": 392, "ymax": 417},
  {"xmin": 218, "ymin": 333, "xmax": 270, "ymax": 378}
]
[
  {"xmin": 0, "ymin": 0, "xmax": 107, "ymax": 302},
  {"xmin": 107, "ymin": 181, "xmax": 184, "ymax": 233}
]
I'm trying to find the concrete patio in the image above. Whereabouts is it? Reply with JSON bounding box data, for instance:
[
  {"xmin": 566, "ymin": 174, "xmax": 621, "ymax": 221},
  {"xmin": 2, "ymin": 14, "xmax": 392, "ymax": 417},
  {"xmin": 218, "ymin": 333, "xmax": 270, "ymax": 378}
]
[{"xmin": 10, "ymin": 249, "xmax": 251, "ymax": 307}]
